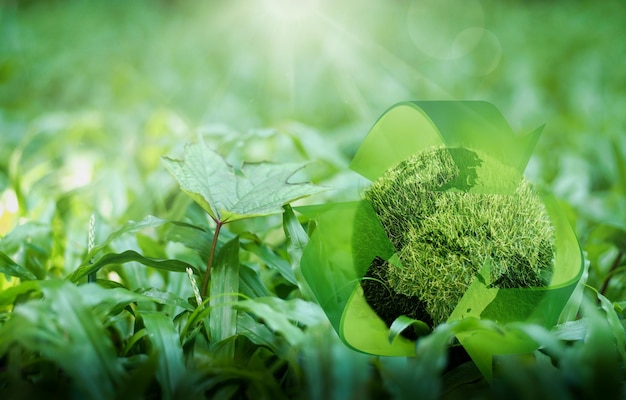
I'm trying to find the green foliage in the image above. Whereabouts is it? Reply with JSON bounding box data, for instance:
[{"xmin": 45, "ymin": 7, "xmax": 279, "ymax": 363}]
[
  {"xmin": 140, "ymin": 311, "xmax": 189, "ymax": 399},
  {"xmin": 0, "ymin": 251, "xmax": 37, "ymax": 281},
  {"xmin": 365, "ymin": 147, "xmax": 555, "ymax": 325},
  {"xmin": 208, "ymin": 236, "xmax": 239, "ymax": 361},
  {"xmin": 1, "ymin": 282, "xmax": 123, "ymax": 399},
  {"xmin": 0, "ymin": 0, "xmax": 625, "ymax": 398},
  {"xmin": 162, "ymin": 138, "xmax": 325, "ymax": 224}
]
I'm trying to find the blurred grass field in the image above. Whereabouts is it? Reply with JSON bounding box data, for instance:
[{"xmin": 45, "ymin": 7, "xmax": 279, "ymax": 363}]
[{"xmin": 2, "ymin": 0, "xmax": 624, "ymax": 295}]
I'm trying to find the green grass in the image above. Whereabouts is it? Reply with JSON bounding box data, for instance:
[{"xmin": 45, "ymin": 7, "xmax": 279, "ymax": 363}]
[
  {"xmin": 1, "ymin": 0, "xmax": 625, "ymax": 398},
  {"xmin": 364, "ymin": 147, "xmax": 555, "ymax": 326}
]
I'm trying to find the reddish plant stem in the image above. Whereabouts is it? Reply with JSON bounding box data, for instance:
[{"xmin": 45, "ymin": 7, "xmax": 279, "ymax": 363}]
[{"xmin": 201, "ymin": 220, "xmax": 223, "ymax": 297}]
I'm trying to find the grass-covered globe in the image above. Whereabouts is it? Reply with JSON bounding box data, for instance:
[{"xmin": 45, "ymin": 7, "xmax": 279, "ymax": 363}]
[{"xmin": 361, "ymin": 146, "xmax": 555, "ymax": 332}]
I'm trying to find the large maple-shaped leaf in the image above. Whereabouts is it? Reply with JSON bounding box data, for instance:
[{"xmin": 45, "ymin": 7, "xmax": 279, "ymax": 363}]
[{"xmin": 162, "ymin": 139, "xmax": 325, "ymax": 223}]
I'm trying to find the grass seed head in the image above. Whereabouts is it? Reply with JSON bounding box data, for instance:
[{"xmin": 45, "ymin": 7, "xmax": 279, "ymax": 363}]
[{"xmin": 362, "ymin": 146, "xmax": 555, "ymax": 327}]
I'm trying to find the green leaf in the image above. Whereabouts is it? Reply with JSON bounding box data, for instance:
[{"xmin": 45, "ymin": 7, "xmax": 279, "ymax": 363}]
[
  {"xmin": 0, "ymin": 221, "xmax": 52, "ymax": 280},
  {"xmin": 0, "ymin": 281, "xmax": 125, "ymax": 400},
  {"xmin": 0, "ymin": 280, "xmax": 42, "ymax": 306},
  {"xmin": 283, "ymin": 205, "xmax": 309, "ymax": 260},
  {"xmin": 241, "ymin": 235, "xmax": 296, "ymax": 285},
  {"xmin": 141, "ymin": 311, "xmax": 188, "ymax": 399},
  {"xmin": 0, "ymin": 221, "xmax": 52, "ymax": 255},
  {"xmin": 87, "ymin": 215, "xmax": 166, "ymax": 259},
  {"xmin": 137, "ymin": 287, "xmax": 195, "ymax": 312},
  {"xmin": 86, "ymin": 215, "xmax": 203, "ymax": 261},
  {"xmin": 381, "ymin": 317, "xmax": 538, "ymax": 399},
  {"xmin": 595, "ymin": 292, "xmax": 626, "ymax": 370},
  {"xmin": 236, "ymin": 313, "xmax": 290, "ymax": 357},
  {"xmin": 162, "ymin": 138, "xmax": 325, "ymax": 223},
  {"xmin": 556, "ymin": 296, "xmax": 624, "ymax": 398},
  {"xmin": 236, "ymin": 300, "xmax": 304, "ymax": 346},
  {"xmin": 209, "ymin": 236, "xmax": 240, "ymax": 359},
  {"xmin": 66, "ymin": 249, "xmax": 200, "ymax": 283},
  {"xmin": 551, "ymin": 319, "xmax": 587, "ymax": 341},
  {"xmin": 235, "ymin": 297, "xmax": 325, "ymax": 347},
  {"xmin": 282, "ymin": 204, "xmax": 315, "ymax": 298},
  {"xmin": 388, "ymin": 315, "xmax": 431, "ymax": 344},
  {"xmin": 0, "ymin": 251, "xmax": 37, "ymax": 280},
  {"xmin": 239, "ymin": 263, "xmax": 272, "ymax": 299},
  {"xmin": 165, "ymin": 220, "xmax": 217, "ymax": 262}
]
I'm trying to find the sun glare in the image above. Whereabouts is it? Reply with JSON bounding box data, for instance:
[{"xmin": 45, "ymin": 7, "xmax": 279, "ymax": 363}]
[
  {"xmin": 259, "ymin": 0, "xmax": 320, "ymax": 23},
  {"xmin": 0, "ymin": 189, "xmax": 19, "ymax": 236},
  {"xmin": 221, "ymin": 0, "xmax": 450, "ymax": 122},
  {"xmin": 0, "ymin": 189, "xmax": 18, "ymax": 215}
]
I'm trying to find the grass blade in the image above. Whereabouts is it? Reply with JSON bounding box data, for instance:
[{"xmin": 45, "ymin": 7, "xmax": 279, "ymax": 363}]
[
  {"xmin": 282, "ymin": 204, "xmax": 314, "ymax": 298},
  {"xmin": 0, "ymin": 251, "xmax": 37, "ymax": 280},
  {"xmin": 241, "ymin": 237, "xmax": 297, "ymax": 285},
  {"xmin": 0, "ymin": 280, "xmax": 125, "ymax": 399},
  {"xmin": 236, "ymin": 297, "xmax": 325, "ymax": 347},
  {"xmin": 141, "ymin": 310, "xmax": 188, "ymax": 400},
  {"xmin": 66, "ymin": 249, "xmax": 200, "ymax": 283},
  {"xmin": 209, "ymin": 236, "xmax": 239, "ymax": 360}
]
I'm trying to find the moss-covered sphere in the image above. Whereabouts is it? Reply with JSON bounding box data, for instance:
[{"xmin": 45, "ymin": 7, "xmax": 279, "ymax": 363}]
[{"xmin": 362, "ymin": 147, "xmax": 555, "ymax": 328}]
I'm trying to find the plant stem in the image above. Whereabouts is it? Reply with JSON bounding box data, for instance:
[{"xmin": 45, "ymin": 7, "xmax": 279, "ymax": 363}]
[{"xmin": 201, "ymin": 220, "xmax": 223, "ymax": 297}]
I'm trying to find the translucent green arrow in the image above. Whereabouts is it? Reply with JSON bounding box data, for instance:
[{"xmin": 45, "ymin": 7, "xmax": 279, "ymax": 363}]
[{"xmin": 300, "ymin": 101, "xmax": 584, "ymax": 380}]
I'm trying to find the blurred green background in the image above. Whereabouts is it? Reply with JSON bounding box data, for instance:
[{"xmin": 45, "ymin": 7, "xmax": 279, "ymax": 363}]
[{"xmin": 0, "ymin": 0, "xmax": 625, "ymax": 296}]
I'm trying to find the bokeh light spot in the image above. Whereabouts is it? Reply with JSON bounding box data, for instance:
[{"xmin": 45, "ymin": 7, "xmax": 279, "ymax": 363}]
[
  {"xmin": 453, "ymin": 28, "xmax": 502, "ymax": 76},
  {"xmin": 407, "ymin": 0, "xmax": 484, "ymax": 60}
]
